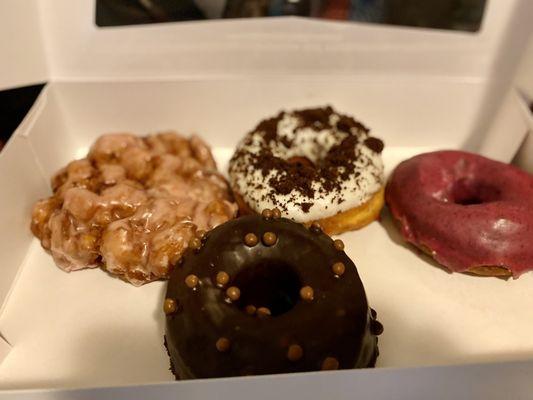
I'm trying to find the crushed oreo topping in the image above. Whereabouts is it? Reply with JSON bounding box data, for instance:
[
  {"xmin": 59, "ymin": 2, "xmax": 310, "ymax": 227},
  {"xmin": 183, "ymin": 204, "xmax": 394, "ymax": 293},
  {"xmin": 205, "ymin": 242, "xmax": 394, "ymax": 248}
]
[
  {"xmin": 300, "ymin": 202, "xmax": 313, "ymax": 213},
  {"xmin": 364, "ymin": 137, "xmax": 384, "ymax": 154},
  {"xmin": 255, "ymin": 112, "xmax": 293, "ymax": 148},
  {"xmin": 337, "ymin": 114, "xmax": 369, "ymax": 134},
  {"xmin": 229, "ymin": 106, "xmax": 384, "ymax": 213},
  {"xmin": 294, "ymin": 106, "xmax": 333, "ymax": 131}
]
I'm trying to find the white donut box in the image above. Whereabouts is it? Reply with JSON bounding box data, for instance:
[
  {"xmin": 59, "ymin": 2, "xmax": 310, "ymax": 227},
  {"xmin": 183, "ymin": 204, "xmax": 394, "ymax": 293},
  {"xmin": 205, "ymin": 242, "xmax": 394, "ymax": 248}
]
[{"xmin": 0, "ymin": 1, "xmax": 532, "ymax": 399}]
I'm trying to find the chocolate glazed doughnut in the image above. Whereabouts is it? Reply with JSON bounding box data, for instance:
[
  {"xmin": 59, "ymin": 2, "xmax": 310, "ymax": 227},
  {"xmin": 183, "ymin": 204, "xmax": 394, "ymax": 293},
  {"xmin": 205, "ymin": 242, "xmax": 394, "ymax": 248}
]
[{"xmin": 164, "ymin": 212, "xmax": 382, "ymax": 379}]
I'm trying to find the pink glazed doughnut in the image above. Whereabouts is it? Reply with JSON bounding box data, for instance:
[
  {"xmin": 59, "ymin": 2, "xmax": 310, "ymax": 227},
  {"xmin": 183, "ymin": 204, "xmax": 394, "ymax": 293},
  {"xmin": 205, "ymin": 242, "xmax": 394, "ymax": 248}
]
[{"xmin": 385, "ymin": 150, "xmax": 533, "ymax": 278}]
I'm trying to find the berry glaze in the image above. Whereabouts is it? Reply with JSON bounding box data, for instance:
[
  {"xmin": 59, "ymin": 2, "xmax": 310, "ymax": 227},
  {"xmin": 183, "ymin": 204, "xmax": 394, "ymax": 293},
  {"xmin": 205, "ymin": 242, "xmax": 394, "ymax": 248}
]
[{"xmin": 386, "ymin": 150, "xmax": 533, "ymax": 278}]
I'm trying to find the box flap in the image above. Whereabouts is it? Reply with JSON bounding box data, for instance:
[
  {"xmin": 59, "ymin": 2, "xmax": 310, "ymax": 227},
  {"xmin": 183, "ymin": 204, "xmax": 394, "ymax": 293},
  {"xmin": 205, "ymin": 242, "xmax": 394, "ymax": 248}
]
[
  {"xmin": 1, "ymin": 1, "xmax": 531, "ymax": 86},
  {"xmin": 0, "ymin": 335, "xmax": 10, "ymax": 365},
  {"xmin": 0, "ymin": 0, "xmax": 48, "ymax": 91},
  {"xmin": 515, "ymin": 37, "xmax": 533, "ymax": 99},
  {"xmin": 1, "ymin": 0, "xmax": 530, "ymax": 84},
  {"xmin": 479, "ymin": 89, "xmax": 530, "ymax": 161},
  {"xmin": 36, "ymin": 0, "xmax": 529, "ymax": 80},
  {"xmin": 3, "ymin": 360, "xmax": 533, "ymax": 399},
  {"xmin": 0, "ymin": 88, "xmax": 50, "ymax": 347}
]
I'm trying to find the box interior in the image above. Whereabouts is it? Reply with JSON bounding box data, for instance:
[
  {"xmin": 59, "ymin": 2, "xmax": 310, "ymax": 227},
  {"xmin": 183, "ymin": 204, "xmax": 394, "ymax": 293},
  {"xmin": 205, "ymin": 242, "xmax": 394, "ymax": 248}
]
[
  {"xmin": 1, "ymin": 79, "xmax": 533, "ymax": 390},
  {"xmin": 1, "ymin": 0, "xmax": 533, "ymax": 394}
]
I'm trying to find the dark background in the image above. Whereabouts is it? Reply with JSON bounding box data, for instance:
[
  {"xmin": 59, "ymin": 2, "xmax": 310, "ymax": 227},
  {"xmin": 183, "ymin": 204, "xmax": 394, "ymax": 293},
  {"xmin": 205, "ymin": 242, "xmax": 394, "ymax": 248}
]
[
  {"xmin": 96, "ymin": 0, "xmax": 487, "ymax": 32},
  {"xmin": 0, "ymin": 84, "xmax": 44, "ymax": 152}
]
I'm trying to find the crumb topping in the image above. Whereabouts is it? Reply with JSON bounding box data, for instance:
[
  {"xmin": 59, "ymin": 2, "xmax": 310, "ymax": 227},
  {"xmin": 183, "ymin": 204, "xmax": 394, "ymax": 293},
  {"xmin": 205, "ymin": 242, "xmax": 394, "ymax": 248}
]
[{"xmin": 229, "ymin": 106, "xmax": 384, "ymax": 221}]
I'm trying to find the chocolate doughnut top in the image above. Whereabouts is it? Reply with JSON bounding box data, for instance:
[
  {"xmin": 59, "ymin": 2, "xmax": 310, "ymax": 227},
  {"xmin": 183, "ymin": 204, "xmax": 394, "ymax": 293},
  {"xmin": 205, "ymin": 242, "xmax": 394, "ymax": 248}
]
[
  {"xmin": 228, "ymin": 106, "xmax": 385, "ymax": 222},
  {"xmin": 164, "ymin": 214, "xmax": 381, "ymax": 379}
]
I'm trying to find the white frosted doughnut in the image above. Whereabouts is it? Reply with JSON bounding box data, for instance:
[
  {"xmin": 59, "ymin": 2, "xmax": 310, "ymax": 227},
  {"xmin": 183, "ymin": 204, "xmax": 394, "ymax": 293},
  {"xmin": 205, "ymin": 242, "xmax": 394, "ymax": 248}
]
[{"xmin": 228, "ymin": 106, "xmax": 385, "ymax": 223}]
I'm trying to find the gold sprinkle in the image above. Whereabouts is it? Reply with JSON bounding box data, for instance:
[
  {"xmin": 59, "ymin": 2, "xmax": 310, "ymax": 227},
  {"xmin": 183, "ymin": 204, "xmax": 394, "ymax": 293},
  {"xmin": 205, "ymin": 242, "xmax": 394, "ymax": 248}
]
[
  {"xmin": 300, "ymin": 286, "xmax": 314, "ymax": 302},
  {"xmin": 189, "ymin": 237, "xmax": 202, "ymax": 251},
  {"xmin": 196, "ymin": 230, "xmax": 207, "ymax": 240},
  {"xmin": 163, "ymin": 298, "xmax": 177, "ymax": 315},
  {"xmin": 216, "ymin": 271, "xmax": 230, "ymax": 287},
  {"xmin": 216, "ymin": 337, "xmax": 231, "ymax": 352},
  {"xmin": 310, "ymin": 222, "xmax": 322, "ymax": 233},
  {"xmin": 185, "ymin": 274, "xmax": 199, "ymax": 288},
  {"xmin": 226, "ymin": 286, "xmax": 241, "ymax": 301},
  {"xmin": 371, "ymin": 319, "xmax": 384, "ymax": 335},
  {"xmin": 261, "ymin": 209, "xmax": 273, "ymax": 219},
  {"xmin": 245, "ymin": 305, "xmax": 257, "ymax": 315},
  {"xmin": 332, "ymin": 262, "xmax": 346, "ymax": 276},
  {"xmin": 272, "ymin": 208, "xmax": 281, "ymax": 219},
  {"xmin": 287, "ymin": 344, "xmax": 303, "ymax": 362},
  {"xmin": 333, "ymin": 239, "xmax": 344, "ymax": 251},
  {"xmin": 262, "ymin": 232, "xmax": 277, "ymax": 246},
  {"xmin": 257, "ymin": 307, "xmax": 271, "ymax": 318},
  {"xmin": 244, "ymin": 233, "xmax": 258, "ymax": 247},
  {"xmin": 321, "ymin": 357, "xmax": 339, "ymax": 370}
]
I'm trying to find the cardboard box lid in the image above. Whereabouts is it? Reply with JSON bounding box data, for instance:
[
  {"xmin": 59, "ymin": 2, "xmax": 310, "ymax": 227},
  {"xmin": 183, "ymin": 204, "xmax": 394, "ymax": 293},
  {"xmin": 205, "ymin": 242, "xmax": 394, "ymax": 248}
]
[
  {"xmin": 0, "ymin": 0, "xmax": 48, "ymax": 90},
  {"xmin": 1, "ymin": 0, "xmax": 532, "ymax": 90},
  {"xmin": 515, "ymin": 38, "xmax": 533, "ymax": 99}
]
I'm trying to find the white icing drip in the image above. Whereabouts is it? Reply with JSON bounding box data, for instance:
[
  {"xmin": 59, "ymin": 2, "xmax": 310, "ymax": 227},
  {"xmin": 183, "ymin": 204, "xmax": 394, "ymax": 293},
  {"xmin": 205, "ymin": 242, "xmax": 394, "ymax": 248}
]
[{"xmin": 229, "ymin": 111, "xmax": 384, "ymax": 223}]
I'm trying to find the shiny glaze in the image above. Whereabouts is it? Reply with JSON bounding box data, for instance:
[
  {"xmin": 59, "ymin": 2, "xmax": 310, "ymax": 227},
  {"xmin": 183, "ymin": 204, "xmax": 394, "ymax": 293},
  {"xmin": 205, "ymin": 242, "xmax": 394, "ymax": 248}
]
[
  {"xmin": 164, "ymin": 215, "xmax": 381, "ymax": 379},
  {"xmin": 386, "ymin": 150, "xmax": 533, "ymax": 277},
  {"xmin": 31, "ymin": 132, "xmax": 237, "ymax": 285}
]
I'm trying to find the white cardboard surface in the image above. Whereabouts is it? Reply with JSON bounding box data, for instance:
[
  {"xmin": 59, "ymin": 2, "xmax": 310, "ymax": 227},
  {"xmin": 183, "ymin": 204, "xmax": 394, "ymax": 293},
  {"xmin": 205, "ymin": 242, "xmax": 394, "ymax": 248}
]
[
  {"xmin": 515, "ymin": 35, "xmax": 533, "ymax": 99},
  {"xmin": 514, "ymin": 39, "xmax": 533, "ymax": 151},
  {"xmin": 0, "ymin": 89, "xmax": 52, "ymax": 363},
  {"xmin": 479, "ymin": 90, "xmax": 530, "ymax": 161},
  {"xmin": 512, "ymin": 92, "xmax": 533, "ymax": 173},
  {"xmin": 45, "ymin": 78, "xmax": 486, "ymax": 150},
  {"xmin": 0, "ymin": 0, "xmax": 524, "ymax": 87},
  {"xmin": 37, "ymin": 0, "xmax": 518, "ymax": 80},
  {"xmin": 0, "ymin": 87, "xmax": 57, "ymax": 314},
  {"xmin": 0, "ymin": 80, "xmax": 532, "ymax": 391},
  {"xmin": 0, "ymin": 0, "xmax": 47, "ymax": 90},
  {"xmin": 1, "ymin": 360, "xmax": 533, "ymax": 400},
  {"xmin": 0, "ymin": 339, "xmax": 9, "ymax": 367}
]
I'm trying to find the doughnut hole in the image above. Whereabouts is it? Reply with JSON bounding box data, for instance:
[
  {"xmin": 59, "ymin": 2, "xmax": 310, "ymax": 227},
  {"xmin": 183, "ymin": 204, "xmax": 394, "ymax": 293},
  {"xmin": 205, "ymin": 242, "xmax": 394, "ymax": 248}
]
[
  {"xmin": 287, "ymin": 156, "xmax": 315, "ymax": 169},
  {"xmin": 451, "ymin": 178, "xmax": 501, "ymax": 205},
  {"xmin": 232, "ymin": 261, "xmax": 301, "ymax": 317}
]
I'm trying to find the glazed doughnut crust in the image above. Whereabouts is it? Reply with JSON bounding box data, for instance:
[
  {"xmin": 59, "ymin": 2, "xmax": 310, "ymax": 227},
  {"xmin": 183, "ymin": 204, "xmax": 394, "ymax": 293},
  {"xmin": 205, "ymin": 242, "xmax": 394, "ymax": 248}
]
[{"xmin": 31, "ymin": 132, "xmax": 237, "ymax": 285}]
